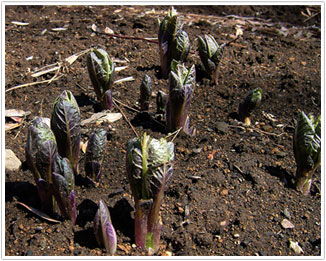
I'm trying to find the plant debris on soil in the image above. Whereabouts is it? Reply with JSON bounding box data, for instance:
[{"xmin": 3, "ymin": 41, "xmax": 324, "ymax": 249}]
[{"xmin": 4, "ymin": 5, "xmax": 321, "ymax": 256}]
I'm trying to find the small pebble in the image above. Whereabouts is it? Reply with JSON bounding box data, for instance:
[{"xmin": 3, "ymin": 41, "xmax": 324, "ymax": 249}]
[
  {"xmin": 35, "ymin": 226, "xmax": 43, "ymax": 233},
  {"xmin": 289, "ymin": 240, "xmax": 304, "ymax": 254},
  {"xmin": 192, "ymin": 148, "xmax": 202, "ymax": 154},
  {"xmin": 283, "ymin": 208, "xmax": 291, "ymax": 219},
  {"xmin": 281, "ymin": 218, "xmax": 294, "ymax": 229}
]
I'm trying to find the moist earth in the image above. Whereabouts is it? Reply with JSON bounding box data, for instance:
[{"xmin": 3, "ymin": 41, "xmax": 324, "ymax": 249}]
[{"xmin": 5, "ymin": 5, "xmax": 321, "ymax": 256}]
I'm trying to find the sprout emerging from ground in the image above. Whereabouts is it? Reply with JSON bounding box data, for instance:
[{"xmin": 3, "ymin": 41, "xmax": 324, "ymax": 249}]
[
  {"xmin": 51, "ymin": 90, "xmax": 81, "ymax": 175},
  {"xmin": 166, "ymin": 60, "xmax": 196, "ymax": 136},
  {"xmin": 52, "ymin": 153, "xmax": 77, "ymax": 225},
  {"xmin": 103, "ymin": 90, "xmax": 113, "ymax": 111},
  {"xmin": 197, "ymin": 34, "xmax": 226, "ymax": 85},
  {"xmin": 158, "ymin": 6, "xmax": 190, "ymax": 79},
  {"xmin": 293, "ymin": 111, "xmax": 321, "ymax": 195},
  {"xmin": 126, "ymin": 133, "xmax": 174, "ymax": 254},
  {"xmin": 25, "ymin": 117, "xmax": 57, "ymax": 214},
  {"xmin": 139, "ymin": 74, "xmax": 152, "ymax": 111},
  {"xmin": 93, "ymin": 199, "xmax": 117, "ymax": 255},
  {"xmin": 156, "ymin": 90, "xmax": 167, "ymax": 115},
  {"xmin": 85, "ymin": 129, "xmax": 107, "ymax": 184},
  {"xmin": 238, "ymin": 88, "xmax": 263, "ymax": 126},
  {"xmin": 87, "ymin": 47, "xmax": 115, "ymax": 110}
]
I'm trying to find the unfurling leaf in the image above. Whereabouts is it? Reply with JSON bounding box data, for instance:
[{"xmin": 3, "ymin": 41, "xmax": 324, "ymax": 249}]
[
  {"xmin": 293, "ymin": 111, "xmax": 321, "ymax": 195},
  {"xmin": 52, "ymin": 153, "xmax": 77, "ymax": 225},
  {"xmin": 126, "ymin": 133, "xmax": 174, "ymax": 253},
  {"xmin": 51, "ymin": 90, "xmax": 81, "ymax": 175},
  {"xmin": 85, "ymin": 129, "xmax": 107, "ymax": 183},
  {"xmin": 93, "ymin": 199, "xmax": 117, "ymax": 255},
  {"xmin": 166, "ymin": 60, "xmax": 196, "ymax": 135},
  {"xmin": 197, "ymin": 34, "xmax": 225, "ymax": 85},
  {"xmin": 158, "ymin": 7, "xmax": 190, "ymax": 79},
  {"xmin": 25, "ymin": 117, "xmax": 57, "ymax": 213},
  {"xmin": 87, "ymin": 47, "xmax": 115, "ymax": 110},
  {"xmin": 156, "ymin": 90, "xmax": 167, "ymax": 115},
  {"xmin": 139, "ymin": 74, "xmax": 152, "ymax": 111}
]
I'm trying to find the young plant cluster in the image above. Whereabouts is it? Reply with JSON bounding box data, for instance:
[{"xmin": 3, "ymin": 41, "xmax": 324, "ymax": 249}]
[
  {"xmin": 25, "ymin": 90, "xmax": 115, "ymax": 253},
  {"xmin": 23, "ymin": 6, "xmax": 321, "ymax": 257}
]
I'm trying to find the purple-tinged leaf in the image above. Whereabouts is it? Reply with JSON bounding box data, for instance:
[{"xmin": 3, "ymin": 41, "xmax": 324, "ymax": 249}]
[
  {"xmin": 52, "ymin": 153, "xmax": 76, "ymax": 224},
  {"xmin": 85, "ymin": 161, "xmax": 101, "ymax": 183},
  {"xmin": 158, "ymin": 7, "xmax": 189, "ymax": 79},
  {"xmin": 156, "ymin": 90, "xmax": 167, "ymax": 115},
  {"xmin": 51, "ymin": 90, "xmax": 81, "ymax": 175},
  {"xmin": 166, "ymin": 62, "xmax": 196, "ymax": 134},
  {"xmin": 36, "ymin": 178, "xmax": 54, "ymax": 214},
  {"xmin": 93, "ymin": 199, "xmax": 117, "ymax": 255},
  {"xmin": 139, "ymin": 74, "xmax": 152, "ymax": 111},
  {"xmin": 16, "ymin": 201, "xmax": 61, "ymax": 224},
  {"xmin": 26, "ymin": 117, "xmax": 57, "ymax": 184},
  {"xmin": 87, "ymin": 48, "xmax": 115, "ymax": 110},
  {"xmin": 126, "ymin": 133, "xmax": 174, "ymax": 253},
  {"xmin": 85, "ymin": 129, "xmax": 107, "ymax": 183},
  {"xmin": 103, "ymin": 90, "xmax": 113, "ymax": 111}
]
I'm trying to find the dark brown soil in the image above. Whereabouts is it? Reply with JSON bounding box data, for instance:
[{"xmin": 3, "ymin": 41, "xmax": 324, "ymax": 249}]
[{"xmin": 5, "ymin": 5, "xmax": 322, "ymax": 256}]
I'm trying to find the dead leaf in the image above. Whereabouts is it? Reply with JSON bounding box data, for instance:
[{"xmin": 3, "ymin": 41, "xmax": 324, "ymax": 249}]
[
  {"xmin": 16, "ymin": 201, "xmax": 61, "ymax": 223},
  {"xmin": 81, "ymin": 112, "xmax": 122, "ymax": 126},
  {"xmin": 5, "ymin": 109, "xmax": 31, "ymax": 118},
  {"xmin": 80, "ymin": 141, "xmax": 88, "ymax": 153},
  {"xmin": 5, "ymin": 123, "xmax": 21, "ymax": 131},
  {"xmin": 114, "ymin": 76, "xmax": 135, "ymax": 84}
]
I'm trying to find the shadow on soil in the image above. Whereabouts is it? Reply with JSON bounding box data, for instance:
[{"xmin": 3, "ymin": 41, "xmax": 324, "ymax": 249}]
[
  {"xmin": 5, "ymin": 181, "xmax": 39, "ymax": 206},
  {"xmin": 131, "ymin": 112, "xmax": 168, "ymax": 134},
  {"xmin": 74, "ymin": 197, "xmax": 135, "ymax": 248},
  {"xmin": 265, "ymin": 165, "xmax": 294, "ymax": 189}
]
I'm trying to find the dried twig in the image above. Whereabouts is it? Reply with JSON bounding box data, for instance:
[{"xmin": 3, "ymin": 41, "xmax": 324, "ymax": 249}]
[
  {"xmin": 95, "ymin": 31, "xmax": 158, "ymax": 44},
  {"xmin": 165, "ymin": 127, "xmax": 182, "ymax": 142},
  {"xmin": 6, "ymin": 49, "xmax": 91, "ymax": 93},
  {"xmin": 5, "ymin": 75, "xmax": 64, "ymax": 93},
  {"xmin": 113, "ymin": 97, "xmax": 139, "ymax": 113},
  {"xmin": 16, "ymin": 201, "xmax": 61, "ymax": 224},
  {"xmin": 303, "ymin": 11, "xmax": 320, "ymax": 22},
  {"xmin": 112, "ymin": 99, "xmax": 139, "ymax": 137},
  {"xmin": 229, "ymin": 124, "xmax": 284, "ymax": 137}
]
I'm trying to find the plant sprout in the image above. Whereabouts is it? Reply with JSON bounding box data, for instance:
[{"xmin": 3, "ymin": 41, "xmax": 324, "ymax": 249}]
[
  {"xmin": 85, "ymin": 129, "xmax": 107, "ymax": 184},
  {"xmin": 139, "ymin": 74, "xmax": 152, "ymax": 111},
  {"xmin": 156, "ymin": 90, "xmax": 167, "ymax": 115},
  {"xmin": 25, "ymin": 117, "xmax": 57, "ymax": 214},
  {"xmin": 238, "ymin": 88, "xmax": 263, "ymax": 126},
  {"xmin": 166, "ymin": 60, "xmax": 196, "ymax": 136},
  {"xmin": 197, "ymin": 34, "xmax": 226, "ymax": 85},
  {"xmin": 52, "ymin": 153, "xmax": 77, "ymax": 225},
  {"xmin": 93, "ymin": 199, "xmax": 117, "ymax": 255},
  {"xmin": 158, "ymin": 7, "xmax": 190, "ymax": 79},
  {"xmin": 51, "ymin": 90, "xmax": 81, "ymax": 175},
  {"xmin": 293, "ymin": 111, "xmax": 321, "ymax": 195},
  {"xmin": 87, "ymin": 47, "xmax": 115, "ymax": 110},
  {"xmin": 126, "ymin": 133, "xmax": 174, "ymax": 254}
]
